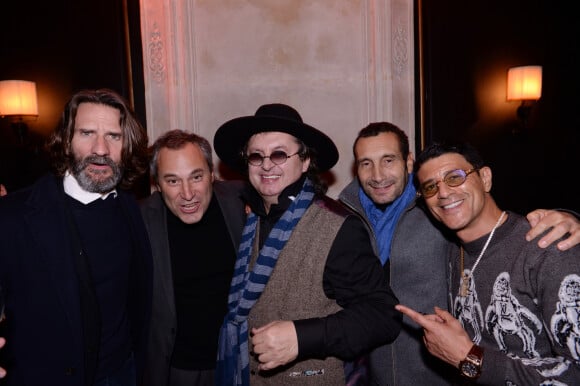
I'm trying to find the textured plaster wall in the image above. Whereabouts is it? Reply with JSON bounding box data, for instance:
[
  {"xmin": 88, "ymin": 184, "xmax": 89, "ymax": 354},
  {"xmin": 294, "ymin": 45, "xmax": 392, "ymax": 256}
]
[{"xmin": 140, "ymin": 0, "xmax": 414, "ymax": 198}]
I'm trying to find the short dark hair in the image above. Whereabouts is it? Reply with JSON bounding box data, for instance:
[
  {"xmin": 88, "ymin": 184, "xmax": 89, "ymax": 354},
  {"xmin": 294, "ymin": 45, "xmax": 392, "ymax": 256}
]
[
  {"xmin": 149, "ymin": 129, "xmax": 214, "ymax": 183},
  {"xmin": 414, "ymin": 142, "xmax": 485, "ymax": 175},
  {"xmin": 46, "ymin": 88, "xmax": 149, "ymax": 190},
  {"xmin": 354, "ymin": 122, "xmax": 410, "ymax": 161}
]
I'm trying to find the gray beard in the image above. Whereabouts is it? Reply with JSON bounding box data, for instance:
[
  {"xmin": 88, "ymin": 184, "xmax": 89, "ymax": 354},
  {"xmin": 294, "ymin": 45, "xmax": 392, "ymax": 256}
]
[{"xmin": 71, "ymin": 155, "xmax": 123, "ymax": 193}]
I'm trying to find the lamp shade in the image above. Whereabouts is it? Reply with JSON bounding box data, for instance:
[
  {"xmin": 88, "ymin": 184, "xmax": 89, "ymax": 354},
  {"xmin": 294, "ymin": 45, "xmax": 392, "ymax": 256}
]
[
  {"xmin": 507, "ymin": 66, "xmax": 542, "ymax": 101},
  {"xmin": 0, "ymin": 80, "xmax": 39, "ymax": 117}
]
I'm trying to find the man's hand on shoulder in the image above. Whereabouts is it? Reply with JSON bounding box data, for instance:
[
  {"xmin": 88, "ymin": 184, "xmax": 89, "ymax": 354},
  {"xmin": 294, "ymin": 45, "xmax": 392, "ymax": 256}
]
[{"xmin": 526, "ymin": 209, "xmax": 580, "ymax": 251}]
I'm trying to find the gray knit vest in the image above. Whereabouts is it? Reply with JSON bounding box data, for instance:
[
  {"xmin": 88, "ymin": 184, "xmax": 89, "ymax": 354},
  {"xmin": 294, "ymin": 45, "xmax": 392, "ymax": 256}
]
[{"xmin": 248, "ymin": 199, "xmax": 347, "ymax": 385}]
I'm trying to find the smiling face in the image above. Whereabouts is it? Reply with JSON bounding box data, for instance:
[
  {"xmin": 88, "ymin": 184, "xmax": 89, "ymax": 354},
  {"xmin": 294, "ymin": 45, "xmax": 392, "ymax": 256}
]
[
  {"xmin": 70, "ymin": 102, "xmax": 123, "ymax": 193},
  {"xmin": 355, "ymin": 131, "xmax": 414, "ymax": 206},
  {"xmin": 246, "ymin": 131, "xmax": 310, "ymax": 212},
  {"xmin": 156, "ymin": 142, "xmax": 214, "ymax": 224},
  {"xmin": 416, "ymin": 152, "xmax": 498, "ymax": 241}
]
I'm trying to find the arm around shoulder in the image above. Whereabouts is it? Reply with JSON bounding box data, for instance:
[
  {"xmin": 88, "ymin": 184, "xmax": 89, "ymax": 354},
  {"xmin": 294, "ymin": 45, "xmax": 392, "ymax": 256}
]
[{"xmin": 526, "ymin": 208, "xmax": 580, "ymax": 251}]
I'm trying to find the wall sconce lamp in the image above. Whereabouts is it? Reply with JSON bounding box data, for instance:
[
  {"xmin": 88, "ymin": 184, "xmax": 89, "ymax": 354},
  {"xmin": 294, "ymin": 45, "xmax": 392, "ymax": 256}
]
[
  {"xmin": 507, "ymin": 66, "xmax": 542, "ymax": 129},
  {"xmin": 0, "ymin": 80, "xmax": 39, "ymax": 143}
]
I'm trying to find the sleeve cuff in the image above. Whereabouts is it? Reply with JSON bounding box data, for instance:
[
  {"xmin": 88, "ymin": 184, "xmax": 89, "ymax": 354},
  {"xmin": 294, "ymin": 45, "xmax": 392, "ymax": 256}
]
[{"xmin": 294, "ymin": 318, "xmax": 326, "ymax": 359}]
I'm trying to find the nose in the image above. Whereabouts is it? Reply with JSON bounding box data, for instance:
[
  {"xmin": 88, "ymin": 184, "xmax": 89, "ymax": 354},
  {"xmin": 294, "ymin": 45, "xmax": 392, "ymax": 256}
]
[
  {"xmin": 371, "ymin": 163, "xmax": 384, "ymax": 181},
  {"xmin": 180, "ymin": 181, "xmax": 194, "ymax": 200},
  {"xmin": 261, "ymin": 156, "xmax": 275, "ymax": 170},
  {"xmin": 92, "ymin": 135, "xmax": 110, "ymax": 156},
  {"xmin": 435, "ymin": 180, "xmax": 452, "ymax": 198}
]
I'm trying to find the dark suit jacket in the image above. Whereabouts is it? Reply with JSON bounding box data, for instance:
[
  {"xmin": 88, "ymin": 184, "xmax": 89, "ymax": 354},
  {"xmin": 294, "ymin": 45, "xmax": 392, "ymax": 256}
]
[
  {"xmin": 0, "ymin": 174, "xmax": 153, "ymax": 386},
  {"xmin": 140, "ymin": 179, "xmax": 246, "ymax": 386}
]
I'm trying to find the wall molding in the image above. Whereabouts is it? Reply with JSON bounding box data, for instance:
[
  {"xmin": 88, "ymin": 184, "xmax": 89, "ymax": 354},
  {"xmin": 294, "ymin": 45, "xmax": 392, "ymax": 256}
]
[{"xmin": 140, "ymin": 0, "xmax": 414, "ymax": 196}]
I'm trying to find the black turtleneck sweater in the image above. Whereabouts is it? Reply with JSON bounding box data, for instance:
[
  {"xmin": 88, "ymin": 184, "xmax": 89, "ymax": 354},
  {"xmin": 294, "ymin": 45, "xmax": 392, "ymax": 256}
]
[{"xmin": 167, "ymin": 193, "xmax": 236, "ymax": 370}]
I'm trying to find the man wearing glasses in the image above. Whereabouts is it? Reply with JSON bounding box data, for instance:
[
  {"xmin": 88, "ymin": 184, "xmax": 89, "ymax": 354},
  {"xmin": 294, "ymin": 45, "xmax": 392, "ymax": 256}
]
[
  {"xmin": 397, "ymin": 141, "xmax": 579, "ymax": 384},
  {"xmin": 338, "ymin": 122, "xmax": 580, "ymax": 385},
  {"xmin": 213, "ymin": 103, "xmax": 402, "ymax": 385}
]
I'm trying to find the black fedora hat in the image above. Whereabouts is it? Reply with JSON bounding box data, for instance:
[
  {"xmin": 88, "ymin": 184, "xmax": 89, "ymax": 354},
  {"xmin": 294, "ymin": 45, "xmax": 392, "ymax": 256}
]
[{"xmin": 214, "ymin": 103, "xmax": 339, "ymax": 173}]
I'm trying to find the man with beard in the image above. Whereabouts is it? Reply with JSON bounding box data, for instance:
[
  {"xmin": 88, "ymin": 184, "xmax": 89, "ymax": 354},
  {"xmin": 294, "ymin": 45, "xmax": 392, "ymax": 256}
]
[{"xmin": 0, "ymin": 89, "xmax": 153, "ymax": 386}]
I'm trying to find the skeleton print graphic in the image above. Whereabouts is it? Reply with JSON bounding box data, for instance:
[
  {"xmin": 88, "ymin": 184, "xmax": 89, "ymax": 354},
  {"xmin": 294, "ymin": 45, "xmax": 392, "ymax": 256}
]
[
  {"xmin": 449, "ymin": 235, "xmax": 579, "ymax": 383},
  {"xmin": 454, "ymin": 269, "xmax": 484, "ymax": 344},
  {"xmin": 550, "ymin": 274, "xmax": 580, "ymax": 361},
  {"xmin": 485, "ymin": 272, "xmax": 543, "ymax": 358}
]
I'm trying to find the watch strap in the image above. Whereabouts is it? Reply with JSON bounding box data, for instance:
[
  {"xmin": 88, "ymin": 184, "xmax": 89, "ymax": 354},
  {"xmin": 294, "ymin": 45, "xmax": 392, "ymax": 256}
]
[{"xmin": 459, "ymin": 344, "xmax": 484, "ymax": 379}]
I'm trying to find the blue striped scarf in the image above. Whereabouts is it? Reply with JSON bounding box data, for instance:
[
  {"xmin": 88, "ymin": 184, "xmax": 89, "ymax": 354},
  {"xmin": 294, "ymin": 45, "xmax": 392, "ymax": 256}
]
[{"xmin": 216, "ymin": 178, "xmax": 315, "ymax": 386}]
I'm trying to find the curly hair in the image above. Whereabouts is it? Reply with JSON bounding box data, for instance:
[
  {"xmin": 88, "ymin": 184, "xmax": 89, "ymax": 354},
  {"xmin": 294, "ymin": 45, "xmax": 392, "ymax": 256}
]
[{"xmin": 46, "ymin": 88, "xmax": 149, "ymax": 190}]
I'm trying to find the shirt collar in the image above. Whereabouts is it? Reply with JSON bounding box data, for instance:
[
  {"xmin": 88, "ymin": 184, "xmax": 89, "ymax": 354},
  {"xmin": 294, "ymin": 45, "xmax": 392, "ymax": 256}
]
[{"xmin": 63, "ymin": 171, "xmax": 118, "ymax": 204}]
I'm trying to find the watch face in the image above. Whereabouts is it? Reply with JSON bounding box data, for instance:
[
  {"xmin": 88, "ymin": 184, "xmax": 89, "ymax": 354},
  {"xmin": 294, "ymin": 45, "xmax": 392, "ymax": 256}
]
[{"xmin": 460, "ymin": 361, "xmax": 479, "ymax": 378}]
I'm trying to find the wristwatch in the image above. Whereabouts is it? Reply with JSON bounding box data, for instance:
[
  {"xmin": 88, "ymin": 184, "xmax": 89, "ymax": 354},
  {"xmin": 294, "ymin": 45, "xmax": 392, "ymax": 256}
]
[{"xmin": 459, "ymin": 344, "xmax": 484, "ymax": 379}]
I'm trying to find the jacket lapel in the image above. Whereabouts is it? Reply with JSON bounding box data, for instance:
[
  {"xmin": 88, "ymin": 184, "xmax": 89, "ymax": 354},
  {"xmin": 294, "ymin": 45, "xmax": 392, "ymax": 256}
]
[
  {"xmin": 213, "ymin": 180, "xmax": 246, "ymax": 249},
  {"xmin": 24, "ymin": 175, "xmax": 82, "ymax": 337},
  {"xmin": 142, "ymin": 193, "xmax": 176, "ymax": 322}
]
